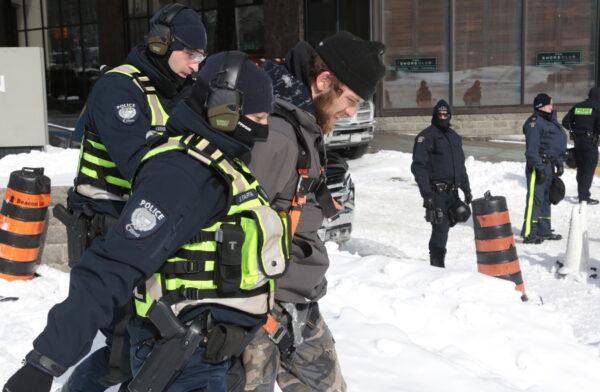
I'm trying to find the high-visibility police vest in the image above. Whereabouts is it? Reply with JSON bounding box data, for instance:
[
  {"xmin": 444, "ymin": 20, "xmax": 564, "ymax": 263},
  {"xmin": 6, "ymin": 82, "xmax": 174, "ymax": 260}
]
[
  {"xmin": 75, "ymin": 64, "xmax": 170, "ymax": 198},
  {"xmin": 133, "ymin": 134, "xmax": 291, "ymax": 318}
]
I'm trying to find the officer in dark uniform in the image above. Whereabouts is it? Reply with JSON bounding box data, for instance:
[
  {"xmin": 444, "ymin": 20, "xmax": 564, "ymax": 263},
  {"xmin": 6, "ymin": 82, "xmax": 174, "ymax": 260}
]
[
  {"xmin": 411, "ymin": 100, "xmax": 472, "ymax": 268},
  {"xmin": 561, "ymin": 87, "xmax": 600, "ymax": 205},
  {"xmin": 54, "ymin": 4, "xmax": 207, "ymax": 391},
  {"xmin": 522, "ymin": 93, "xmax": 567, "ymax": 243},
  {"xmin": 3, "ymin": 52, "xmax": 285, "ymax": 392}
]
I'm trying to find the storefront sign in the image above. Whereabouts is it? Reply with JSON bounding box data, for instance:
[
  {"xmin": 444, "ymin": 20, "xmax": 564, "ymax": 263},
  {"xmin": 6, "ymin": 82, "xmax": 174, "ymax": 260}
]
[
  {"xmin": 394, "ymin": 57, "xmax": 437, "ymax": 73},
  {"xmin": 536, "ymin": 51, "xmax": 582, "ymax": 66}
]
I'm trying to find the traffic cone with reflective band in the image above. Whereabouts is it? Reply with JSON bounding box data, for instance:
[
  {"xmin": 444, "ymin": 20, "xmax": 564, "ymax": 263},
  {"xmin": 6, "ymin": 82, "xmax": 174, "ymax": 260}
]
[
  {"xmin": 472, "ymin": 191, "xmax": 527, "ymax": 301},
  {"xmin": 0, "ymin": 168, "xmax": 50, "ymax": 281}
]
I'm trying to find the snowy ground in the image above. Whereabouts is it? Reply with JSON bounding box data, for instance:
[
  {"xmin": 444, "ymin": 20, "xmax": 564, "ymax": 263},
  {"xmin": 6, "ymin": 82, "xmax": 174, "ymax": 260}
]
[{"xmin": 1, "ymin": 147, "xmax": 600, "ymax": 391}]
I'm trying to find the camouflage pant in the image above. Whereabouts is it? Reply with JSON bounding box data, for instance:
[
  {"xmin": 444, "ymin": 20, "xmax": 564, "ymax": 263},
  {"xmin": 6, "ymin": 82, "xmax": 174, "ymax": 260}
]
[{"xmin": 243, "ymin": 303, "xmax": 346, "ymax": 392}]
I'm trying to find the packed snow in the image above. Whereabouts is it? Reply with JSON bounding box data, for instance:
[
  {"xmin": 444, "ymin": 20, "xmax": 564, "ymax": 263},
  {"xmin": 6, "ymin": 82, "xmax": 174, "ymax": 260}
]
[{"xmin": 1, "ymin": 146, "xmax": 600, "ymax": 391}]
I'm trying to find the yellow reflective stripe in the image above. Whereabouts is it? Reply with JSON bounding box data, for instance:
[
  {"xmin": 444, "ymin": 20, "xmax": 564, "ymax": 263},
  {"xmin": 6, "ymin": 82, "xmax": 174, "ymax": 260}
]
[
  {"xmin": 80, "ymin": 166, "xmax": 99, "ymax": 179},
  {"xmin": 82, "ymin": 152, "xmax": 117, "ymax": 168},
  {"xmin": 164, "ymin": 277, "xmax": 217, "ymax": 291},
  {"xmin": 205, "ymin": 260, "xmax": 214, "ymax": 271},
  {"xmin": 218, "ymin": 159, "xmax": 249, "ymax": 195},
  {"xmin": 147, "ymin": 94, "xmax": 168, "ymax": 126},
  {"xmin": 106, "ymin": 64, "xmax": 141, "ymax": 76},
  {"xmin": 142, "ymin": 137, "xmax": 184, "ymax": 161},
  {"xmin": 106, "ymin": 175, "xmax": 131, "ymax": 189},
  {"xmin": 87, "ymin": 139, "xmax": 108, "ymax": 151},
  {"xmin": 181, "ymin": 241, "xmax": 217, "ymax": 252},
  {"xmin": 524, "ymin": 170, "xmax": 537, "ymax": 238}
]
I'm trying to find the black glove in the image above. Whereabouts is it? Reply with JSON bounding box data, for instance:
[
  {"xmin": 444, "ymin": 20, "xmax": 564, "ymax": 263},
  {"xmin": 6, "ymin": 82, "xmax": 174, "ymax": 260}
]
[
  {"xmin": 423, "ymin": 195, "xmax": 434, "ymax": 210},
  {"xmin": 464, "ymin": 191, "xmax": 473, "ymax": 205},
  {"xmin": 555, "ymin": 163, "xmax": 564, "ymax": 177},
  {"xmin": 3, "ymin": 364, "xmax": 53, "ymax": 392},
  {"xmin": 535, "ymin": 168, "xmax": 547, "ymax": 184}
]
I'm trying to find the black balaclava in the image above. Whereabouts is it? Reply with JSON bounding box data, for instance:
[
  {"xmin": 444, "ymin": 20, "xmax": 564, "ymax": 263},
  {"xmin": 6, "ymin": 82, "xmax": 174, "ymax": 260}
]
[
  {"xmin": 187, "ymin": 52, "xmax": 274, "ymax": 148},
  {"xmin": 432, "ymin": 99, "xmax": 452, "ymax": 130}
]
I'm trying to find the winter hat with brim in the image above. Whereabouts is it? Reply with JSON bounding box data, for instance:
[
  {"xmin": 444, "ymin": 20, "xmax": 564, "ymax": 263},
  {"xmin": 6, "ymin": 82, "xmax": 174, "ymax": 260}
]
[
  {"xmin": 533, "ymin": 93, "xmax": 552, "ymax": 110},
  {"xmin": 198, "ymin": 52, "xmax": 274, "ymax": 115},
  {"xmin": 168, "ymin": 8, "xmax": 207, "ymax": 51},
  {"xmin": 315, "ymin": 31, "xmax": 386, "ymax": 100}
]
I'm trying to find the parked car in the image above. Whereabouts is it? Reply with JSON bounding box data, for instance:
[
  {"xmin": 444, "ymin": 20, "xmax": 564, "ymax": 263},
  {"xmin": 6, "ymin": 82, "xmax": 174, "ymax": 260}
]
[
  {"xmin": 324, "ymin": 99, "xmax": 375, "ymax": 159},
  {"xmin": 319, "ymin": 152, "xmax": 354, "ymax": 244}
]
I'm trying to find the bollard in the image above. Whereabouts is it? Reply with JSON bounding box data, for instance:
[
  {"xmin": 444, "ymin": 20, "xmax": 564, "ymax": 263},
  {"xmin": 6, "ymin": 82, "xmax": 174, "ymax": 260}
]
[
  {"xmin": 472, "ymin": 191, "xmax": 527, "ymax": 301},
  {"xmin": 0, "ymin": 167, "xmax": 51, "ymax": 281}
]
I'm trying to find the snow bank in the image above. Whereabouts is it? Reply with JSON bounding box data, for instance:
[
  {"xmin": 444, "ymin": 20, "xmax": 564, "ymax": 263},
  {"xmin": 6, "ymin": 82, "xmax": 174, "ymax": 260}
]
[{"xmin": 1, "ymin": 148, "xmax": 600, "ymax": 391}]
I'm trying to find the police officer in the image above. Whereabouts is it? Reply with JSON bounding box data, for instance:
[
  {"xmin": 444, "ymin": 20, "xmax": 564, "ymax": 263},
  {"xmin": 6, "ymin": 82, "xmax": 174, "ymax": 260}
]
[
  {"xmin": 522, "ymin": 93, "xmax": 567, "ymax": 243},
  {"xmin": 411, "ymin": 100, "xmax": 472, "ymax": 268},
  {"xmin": 55, "ymin": 4, "xmax": 207, "ymax": 391},
  {"xmin": 242, "ymin": 32, "xmax": 385, "ymax": 391},
  {"xmin": 561, "ymin": 87, "xmax": 600, "ymax": 205},
  {"xmin": 2, "ymin": 52, "xmax": 287, "ymax": 392}
]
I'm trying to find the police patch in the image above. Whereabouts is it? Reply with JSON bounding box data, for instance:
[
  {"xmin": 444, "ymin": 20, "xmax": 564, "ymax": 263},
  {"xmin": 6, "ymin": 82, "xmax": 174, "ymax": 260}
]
[
  {"xmin": 417, "ymin": 136, "xmax": 425, "ymax": 143},
  {"xmin": 114, "ymin": 103, "xmax": 139, "ymax": 124},
  {"xmin": 124, "ymin": 198, "xmax": 167, "ymax": 239}
]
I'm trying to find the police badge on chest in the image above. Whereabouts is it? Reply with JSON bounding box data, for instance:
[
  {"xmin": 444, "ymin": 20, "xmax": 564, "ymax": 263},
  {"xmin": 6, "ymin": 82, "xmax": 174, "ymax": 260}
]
[
  {"xmin": 124, "ymin": 199, "xmax": 166, "ymax": 239},
  {"xmin": 114, "ymin": 102, "xmax": 140, "ymax": 124}
]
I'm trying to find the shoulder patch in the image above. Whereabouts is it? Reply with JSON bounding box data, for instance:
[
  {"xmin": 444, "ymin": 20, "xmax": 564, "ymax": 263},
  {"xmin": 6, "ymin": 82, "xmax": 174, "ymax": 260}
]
[
  {"xmin": 124, "ymin": 198, "xmax": 167, "ymax": 239},
  {"xmin": 530, "ymin": 121, "xmax": 536, "ymax": 128},
  {"xmin": 114, "ymin": 102, "xmax": 139, "ymax": 124},
  {"xmin": 417, "ymin": 136, "xmax": 425, "ymax": 143}
]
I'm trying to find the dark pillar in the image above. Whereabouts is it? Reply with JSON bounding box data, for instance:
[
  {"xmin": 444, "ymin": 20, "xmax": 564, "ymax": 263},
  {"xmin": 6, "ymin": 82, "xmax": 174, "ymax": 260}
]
[
  {"xmin": 263, "ymin": 0, "xmax": 304, "ymax": 58},
  {"xmin": 96, "ymin": 0, "xmax": 126, "ymax": 67},
  {"xmin": 216, "ymin": 0, "xmax": 237, "ymax": 51},
  {"xmin": 0, "ymin": 0, "xmax": 17, "ymax": 46}
]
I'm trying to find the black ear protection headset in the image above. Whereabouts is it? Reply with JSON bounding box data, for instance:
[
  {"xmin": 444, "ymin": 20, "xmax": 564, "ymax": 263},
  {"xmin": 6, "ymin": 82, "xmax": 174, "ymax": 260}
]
[
  {"xmin": 206, "ymin": 51, "xmax": 248, "ymax": 132},
  {"xmin": 147, "ymin": 3, "xmax": 188, "ymax": 56}
]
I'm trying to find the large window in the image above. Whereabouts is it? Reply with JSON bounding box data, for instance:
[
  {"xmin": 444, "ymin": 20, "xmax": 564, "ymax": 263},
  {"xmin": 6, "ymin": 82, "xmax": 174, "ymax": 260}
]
[
  {"xmin": 525, "ymin": 0, "xmax": 597, "ymax": 104},
  {"xmin": 15, "ymin": 0, "xmax": 98, "ymax": 111},
  {"xmin": 382, "ymin": 0, "xmax": 450, "ymax": 110},
  {"xmin": 305, "ymin": 0, "xmax": 370, "ymax": 48},
  {"xmin": 454, "ymin": 0, "xmax": 522, "ymax": 106},
  {"xmin": 380, "ymin": 0, "xmax": 599, "ymax": 111},
  {"xmin": 125, "ymin": 0, "xmax": 265, "ymax": 55}
]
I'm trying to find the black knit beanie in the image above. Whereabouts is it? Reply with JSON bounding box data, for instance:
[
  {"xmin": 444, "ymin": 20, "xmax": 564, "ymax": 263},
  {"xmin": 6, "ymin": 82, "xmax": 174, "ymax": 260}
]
[
  {"xmin": 149, "ymin": 5, "xmax": 207, "ymax": 51},
  {"xmin": 196, "ymin": 52, "xmax": 273, "ymax": 115},
  {"xmin": 315, "ymin": 31, "xmax": 386, "ymax": 100},
  {"xmin": 533, "ymin": 93, "xmax": 552, "ymax": 110}
]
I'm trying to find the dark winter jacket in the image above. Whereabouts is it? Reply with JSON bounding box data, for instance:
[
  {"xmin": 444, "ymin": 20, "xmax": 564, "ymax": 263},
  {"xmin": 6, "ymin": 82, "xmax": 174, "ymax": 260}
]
[
  {"xmin": 30, "ymin": 102, "xmax": 259, "ymax": 373},
  {"xmin": 524, "ymin": 111, "xmax": 567, "ymax": 170},
  {"xmin": 70, "ymin": 45, "xmax": 192, "ymax": 217},
  {"xmin": 249, "ymin": 52, "xmax": 329, "ymax": 303},
  {"xmin": 411, "ymin": 124, "xmax": 471, "ymax": 198}
]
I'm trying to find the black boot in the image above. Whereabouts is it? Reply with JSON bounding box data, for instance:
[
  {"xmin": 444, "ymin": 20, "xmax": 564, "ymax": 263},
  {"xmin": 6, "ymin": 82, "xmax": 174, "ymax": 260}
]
[{"xmin": 430, "ymin": 247, "xmax": 446, "ymax": 268}]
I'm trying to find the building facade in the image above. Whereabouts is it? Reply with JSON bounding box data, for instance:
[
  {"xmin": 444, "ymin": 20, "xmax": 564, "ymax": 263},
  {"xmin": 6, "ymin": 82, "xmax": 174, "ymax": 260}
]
[{"xmin": 2, "ymin": 0, "xmax": 599, "ymax": 135}]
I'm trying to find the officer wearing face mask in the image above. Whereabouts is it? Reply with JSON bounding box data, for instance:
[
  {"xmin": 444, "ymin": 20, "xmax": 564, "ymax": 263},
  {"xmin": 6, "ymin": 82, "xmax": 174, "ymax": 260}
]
[
  {"xmin": 52, "ymin": 4, "xmax": 207, "ymax": 391},
  {"xmin": 2, "ymin": 52, "xmax": 289, "ymax": 392},
  {"xmin": 411, "ymin": 100, "xmax": 472, "ymax": 268},
  {"xmin": 521, "ymin": 93, "xmax": 567, "ymax": 244}
]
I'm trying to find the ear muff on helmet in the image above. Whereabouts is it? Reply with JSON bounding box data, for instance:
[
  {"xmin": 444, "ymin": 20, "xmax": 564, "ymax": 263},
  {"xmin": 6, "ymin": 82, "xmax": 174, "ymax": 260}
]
[
  {"xmin": 206, "ymin": 51, "xmax": 248, "ymax": 132},
  {"xmin": 147, "ymin": 3, "xmax": 187, "ymax": 56}
]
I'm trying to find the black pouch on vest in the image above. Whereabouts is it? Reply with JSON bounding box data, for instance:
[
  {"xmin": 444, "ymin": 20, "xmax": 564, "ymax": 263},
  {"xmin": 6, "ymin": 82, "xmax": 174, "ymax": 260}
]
[
  {"xmin": 203, "ymin": 323, "xmax": 249, "ymax": 364},
  {"xmin": 215, "ymin": 224, "xmax": 245, "ymax": 295}
]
